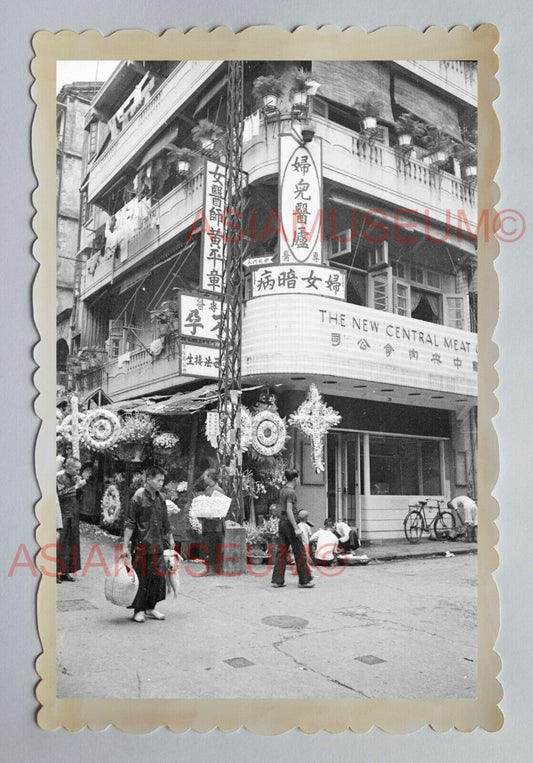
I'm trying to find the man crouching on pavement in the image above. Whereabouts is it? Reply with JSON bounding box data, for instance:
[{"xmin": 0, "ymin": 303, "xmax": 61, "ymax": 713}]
[{"xmin": 122, "ymin": 467, "xmax": 175, "ymax": 623}]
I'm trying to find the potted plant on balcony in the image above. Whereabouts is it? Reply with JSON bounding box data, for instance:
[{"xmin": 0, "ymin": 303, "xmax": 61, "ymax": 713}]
[
  {"xmin": 354, "ymin": 92, "xmax": 384, "ymax": 132},
  {"xmin": 252, "ymin": 74, "xmax": 284, "ymax": 114},
  {"xmin": 165, "ymin": 145, "xmax": 196, "ymax": 177},
  {"xmin": 191, "ymin": 118, "xmax": 223, "ymax": 152},
  {"xmin": 149, "ymin": 299, "xmax": 180, "ymax": 334},
  {"xmin": 394, "ymin": 113, "xmax": 427, "ymax": 148},
  {"xmin": 420, "ymin": 127, "xmax": 454, "ymax": 167},
  {"xmin": 454, "ymin": 141, "xmax": 477, "ymax": 179},
  {"xmin": 288, "ymin": 67, "xmax": 314, "ymax": 113}
]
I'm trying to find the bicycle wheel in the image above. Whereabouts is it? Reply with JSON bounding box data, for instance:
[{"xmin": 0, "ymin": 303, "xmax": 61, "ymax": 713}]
[
  {"xmin": 404, "ymin": 510, "xmax": 423, "ymax": 543},
  {"xmin": 434, "ymin": 511, "xmax": 456, "ymax": 540}
]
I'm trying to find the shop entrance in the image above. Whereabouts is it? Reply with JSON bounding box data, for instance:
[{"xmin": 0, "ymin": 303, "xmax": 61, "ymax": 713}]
[{"xmin": 327, "ymin": 432, "xmax": 361, "ymax": 528}]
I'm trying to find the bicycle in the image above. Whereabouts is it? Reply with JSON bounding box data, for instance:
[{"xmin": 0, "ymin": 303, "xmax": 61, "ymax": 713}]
[{"xmin": 403, "ymin": 499, "xmax": 456, "ymax": 543}]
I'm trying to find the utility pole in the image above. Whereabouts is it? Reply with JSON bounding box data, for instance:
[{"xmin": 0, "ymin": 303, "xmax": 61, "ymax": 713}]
[{"xmin": 217, "ymin": 60, "xmax": 245, "ymax": 521}]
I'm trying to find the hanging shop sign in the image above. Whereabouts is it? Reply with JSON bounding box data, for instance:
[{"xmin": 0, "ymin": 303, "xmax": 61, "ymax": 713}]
[
  {"xmin": 242, "ymin": 294, "xmax": 478, "ymax": 398},
  {"xmin": 181, "ymin": 342, "xmax": 220, "ymax": 378},
  {"xmin": 179, "ymin": 294, "xmax": 222, "ymax": 341},
  {"xmin": 279, "ymin": 133, "xmax": 323, "ymax": 265},
  {"xmin": 251, "ymin": 264, "xmax": 346, "ymax": 300},
  {"xmin": 200, "ymin": 160, "xmax": 227, "ymax": 294}
]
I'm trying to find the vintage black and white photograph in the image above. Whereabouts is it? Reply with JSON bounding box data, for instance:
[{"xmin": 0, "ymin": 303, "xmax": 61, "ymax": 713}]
[{"xmin": 29, "ymin": 26, "xmax": 502, "ymax": 733}]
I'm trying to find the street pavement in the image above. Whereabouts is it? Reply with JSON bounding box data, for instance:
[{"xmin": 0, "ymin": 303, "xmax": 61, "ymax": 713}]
[{"xmin": 56, "ymin": 524, "xmax": 477, "ymax": 699}]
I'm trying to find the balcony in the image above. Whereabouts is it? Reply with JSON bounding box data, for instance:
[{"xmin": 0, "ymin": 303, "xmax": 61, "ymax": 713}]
[
  {"xmin": 394, "ymin": 60, "xmax": 477, "ymax": 106},
  {"xmin": 80, "ymin": 168, "xmax": 205, "ymax": 300},
  {"xmin": 241, "ymin": 293, "xmax": 477, "ymax": 403},
  {"xmin": 243, "ymin": 116, "xmax": 477, "ymax": 232},
  {"xmin": 87, "ymin": 60, "xmax": 224, "ymax": 203}
]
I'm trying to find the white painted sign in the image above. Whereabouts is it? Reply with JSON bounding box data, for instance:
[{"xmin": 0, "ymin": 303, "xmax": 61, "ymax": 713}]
[
  {"xmin": 243, "ymin": 255, "xmax": 274, "ymax": 269},
  {"xmin": 279, "ymin": 134, "xmax": 323, "ymax": 265},
  {"xmin": 251, "ymin": 264, "xmax": 346, "ymax": 300},
  {"xmin": 181, "ymin": 342, "xmax": 220, "ymax": 378},
  {"xmin": 179, "ymin": 294, "xmax": 222, "ymax": 341},
  {"xmin": 201, "ymin": 160, "xmax": 226, "ymax": 294}
]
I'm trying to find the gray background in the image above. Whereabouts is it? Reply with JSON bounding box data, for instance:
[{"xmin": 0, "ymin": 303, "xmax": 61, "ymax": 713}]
[{"xmin": 1, "ymin": 0, "xmax": 530, "ymax": 759}]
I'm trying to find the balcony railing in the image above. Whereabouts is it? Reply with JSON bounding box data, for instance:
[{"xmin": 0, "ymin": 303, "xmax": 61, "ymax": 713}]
[
  {"xmin": 87, "ymin": 61, "xmax": 224, "ymax": 203},
  {"xmin": 243, "ymin": 115, "xmax": 477, "ymax": 231}
]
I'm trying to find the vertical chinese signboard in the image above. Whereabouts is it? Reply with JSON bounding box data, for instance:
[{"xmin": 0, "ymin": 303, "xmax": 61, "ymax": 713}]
[
  {"xmin": 279, "ymin": 134, "xmax": 323, "ymax": 265},
  {"xmin": 201, "ymin": 160, "xmax": 227, "ymax": 293}
]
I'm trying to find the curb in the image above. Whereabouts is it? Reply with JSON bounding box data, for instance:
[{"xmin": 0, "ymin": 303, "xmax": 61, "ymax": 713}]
[{"xmin": 370, "ymin": 547, "xmax": 478, "ymax": 563}]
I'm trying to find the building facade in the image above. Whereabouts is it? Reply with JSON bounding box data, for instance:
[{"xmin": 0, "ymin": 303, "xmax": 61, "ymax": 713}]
[
  {"xmin": 69, "ymin": 59, "xmax": 478, "ymax": 541},
  {"xmin": 56, "ymin": 82, "xmax": 103, "ymax": 393}
]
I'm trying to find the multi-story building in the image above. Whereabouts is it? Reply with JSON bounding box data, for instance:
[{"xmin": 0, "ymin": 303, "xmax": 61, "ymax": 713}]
[
  {"xmin": 56, "ymin": 81, "xmax": 103, "ymax": 393},
  {"xmin": 71, "ymin": 59, "xmax": 478, "ymax": 541}
]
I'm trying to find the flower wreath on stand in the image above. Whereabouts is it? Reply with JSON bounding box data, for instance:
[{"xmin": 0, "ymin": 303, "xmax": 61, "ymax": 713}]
[
  {"xmin": 82, "ymin": 408, "xmax": 122, "ymax": 452},
  {"xmin": 289, "ymin": 384, "xmax": 341, "ymax": 472},
  {"xmin": 152, "ymin": 431, "xmax": 180, "ymax": 451},
  {"xmin": 251, "ymin": 409, "xmax": 288, "ymax": 457},
  {"xmin": 101, "ymin": 483, "xmax": 122, "ymax": 530}
]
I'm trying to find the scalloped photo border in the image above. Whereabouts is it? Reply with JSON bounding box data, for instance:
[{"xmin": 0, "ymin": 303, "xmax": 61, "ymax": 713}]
[{"xmin": 31, "ymin": 24, "xmax": 501, "ymax": 733}]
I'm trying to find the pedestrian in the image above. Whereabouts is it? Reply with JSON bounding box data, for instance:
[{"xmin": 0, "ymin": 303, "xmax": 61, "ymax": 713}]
[
  {"xmin": 271, "ymin": 468, "xmax": 315, "ymax": 588},
  {"xmin": 200, "ymin": 468, "xmax": 226, "ymax": 575},
  {"xmin": 56, "ymin": 457, "xmax": 86, "ymax": 582},
  {"xmin": 310, "ymin": 518, "xmax": 340, "ymax": 566},
  {"xmin": 447, "ymin": 495, "xmax": 478, "ymax": 542},
  {"xmin": 333, "ymin": 518, "xmax": 360, "ymax": 554},
  {"xmin": 122, "ymin": 466, "xmax": 175, "ymax": 623}
]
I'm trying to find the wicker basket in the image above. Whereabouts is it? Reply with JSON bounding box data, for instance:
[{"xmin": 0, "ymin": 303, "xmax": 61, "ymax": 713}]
[{"xmin": 104, "ymin": 559, "xmax": 139, "ymax": 607}]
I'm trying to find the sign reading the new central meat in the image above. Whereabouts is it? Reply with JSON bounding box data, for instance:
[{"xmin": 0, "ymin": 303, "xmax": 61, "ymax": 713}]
[{"xmin": 279, "ymin": 134, "xmax": 323, "ymax": 265}]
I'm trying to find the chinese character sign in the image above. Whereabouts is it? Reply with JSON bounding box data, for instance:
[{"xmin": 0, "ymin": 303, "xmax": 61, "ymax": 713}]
[
  {"xmin": 201, "ymin": 160, "xmax": 227, "ymax": 294},
  {"xmin": 179, "ymin": 294, "xmax": 222, "ymax": 341},
  {"xmin": 181, "ymin": 342, "xmax": 220, "ymax": 379},
  {"xmin": 252, "ymin": 264, "xmax": 346, "ymax": 300},
  {"xmin": 279, "ymin": 134, "xmax": 323, "ymax": 265}
]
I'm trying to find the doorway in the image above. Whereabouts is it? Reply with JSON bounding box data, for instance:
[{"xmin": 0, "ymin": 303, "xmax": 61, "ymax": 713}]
[{"xmin": 327, "ymin": 432, "xmax": 361, "ymax": 528}]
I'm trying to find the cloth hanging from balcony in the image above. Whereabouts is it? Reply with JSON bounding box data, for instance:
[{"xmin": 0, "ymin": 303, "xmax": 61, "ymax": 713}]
[
  {"xmin": 311, "ymin": 61, "xmax": 394, "ymax": 123},
  {"xmin": 393, "ymin": 74, "xmax": 462, "ymax": 141}
]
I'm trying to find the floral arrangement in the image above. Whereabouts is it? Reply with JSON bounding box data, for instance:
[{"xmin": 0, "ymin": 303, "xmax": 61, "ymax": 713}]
[
  {"xmin": 82, "ymin": 408, "xmax": 122, "ymax": 452},
  {"xmin": 289, "ymin": 384, "xmax": 341, "ymax": 473},
  {"xmin": 152, "ymin": 431, "xmax": 180, "ymax": 450},
  {"xmin": 262, "ymin": 457, "xmax": 289, "ymax": 489},
  {"xmin": 117, "ymin": 412, "xmax": 156, "ymax": 443},
  {"xmin": 260, "ymin": 516, "xmax": 279, "ymax": 537},
  {"xmin": 101, "ymin": 484, "xmax": 122, "ymax": 529},
  {"xmin": 130, "ymin": 471, "xmax": 146, "ymax": 491},
  {"xmin": 58, "ymin": 412, "xmax": 87, "ymax": 443},
  {"xmin": 242, "ymin": 470, "xmax": 267, "ymax": 500},
  {"xmin": 163, "ymin": 480, "xmax": 188, "ymax": 502},
  {"xmin": 186, "ymin": 512, "xmax": 202, "ymax": 535},
  {"xmin": 244, "ymin": 521, "xmax": 267, "ymax": 548},
  {"xmin": 251, "ymin": 409, "xmax": 288, "ymax": 457},
  {"xmin": 241, "ymin": 406, "xmax": 253, "ymax": 451}
]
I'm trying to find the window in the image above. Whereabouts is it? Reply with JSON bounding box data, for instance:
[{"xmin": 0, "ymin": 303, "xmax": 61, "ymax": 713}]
[
  {"xmin": 369, "ymin": 435, "xmax": 443, "ymax": 495},
  {"xmin": 410, "ymin": 266, "xmax": 424, "ymax": 285},
  {"xmin": 88, "ymin": 120, "xmax": 98, "ymax": 159},
  {"xmin": 426, "ymin": 270, "xmax": 441, "ymax": 289},
  {"xmin": 395, "ymin": 282, "xmax": 409, "ymax": 316},
  {"xmin": 369, "ymin": 271, "xmax": 389, "ymax": 311},
  {"xmin": 443, "ymin": 295, "xmax": 466, "ymax": 330}
]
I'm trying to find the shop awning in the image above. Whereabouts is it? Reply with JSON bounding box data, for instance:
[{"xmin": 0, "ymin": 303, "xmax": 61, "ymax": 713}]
[
  {"xmin": 104, "ymin": 383, "xmax": 264, "ymax": 417},
  {"xmin": 311, "ymin": 61, "xmax": 394, "ymax": 123},
  {"xmin": 393, "ymin": 73, "xmax": 462, "ymax": 141}
]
